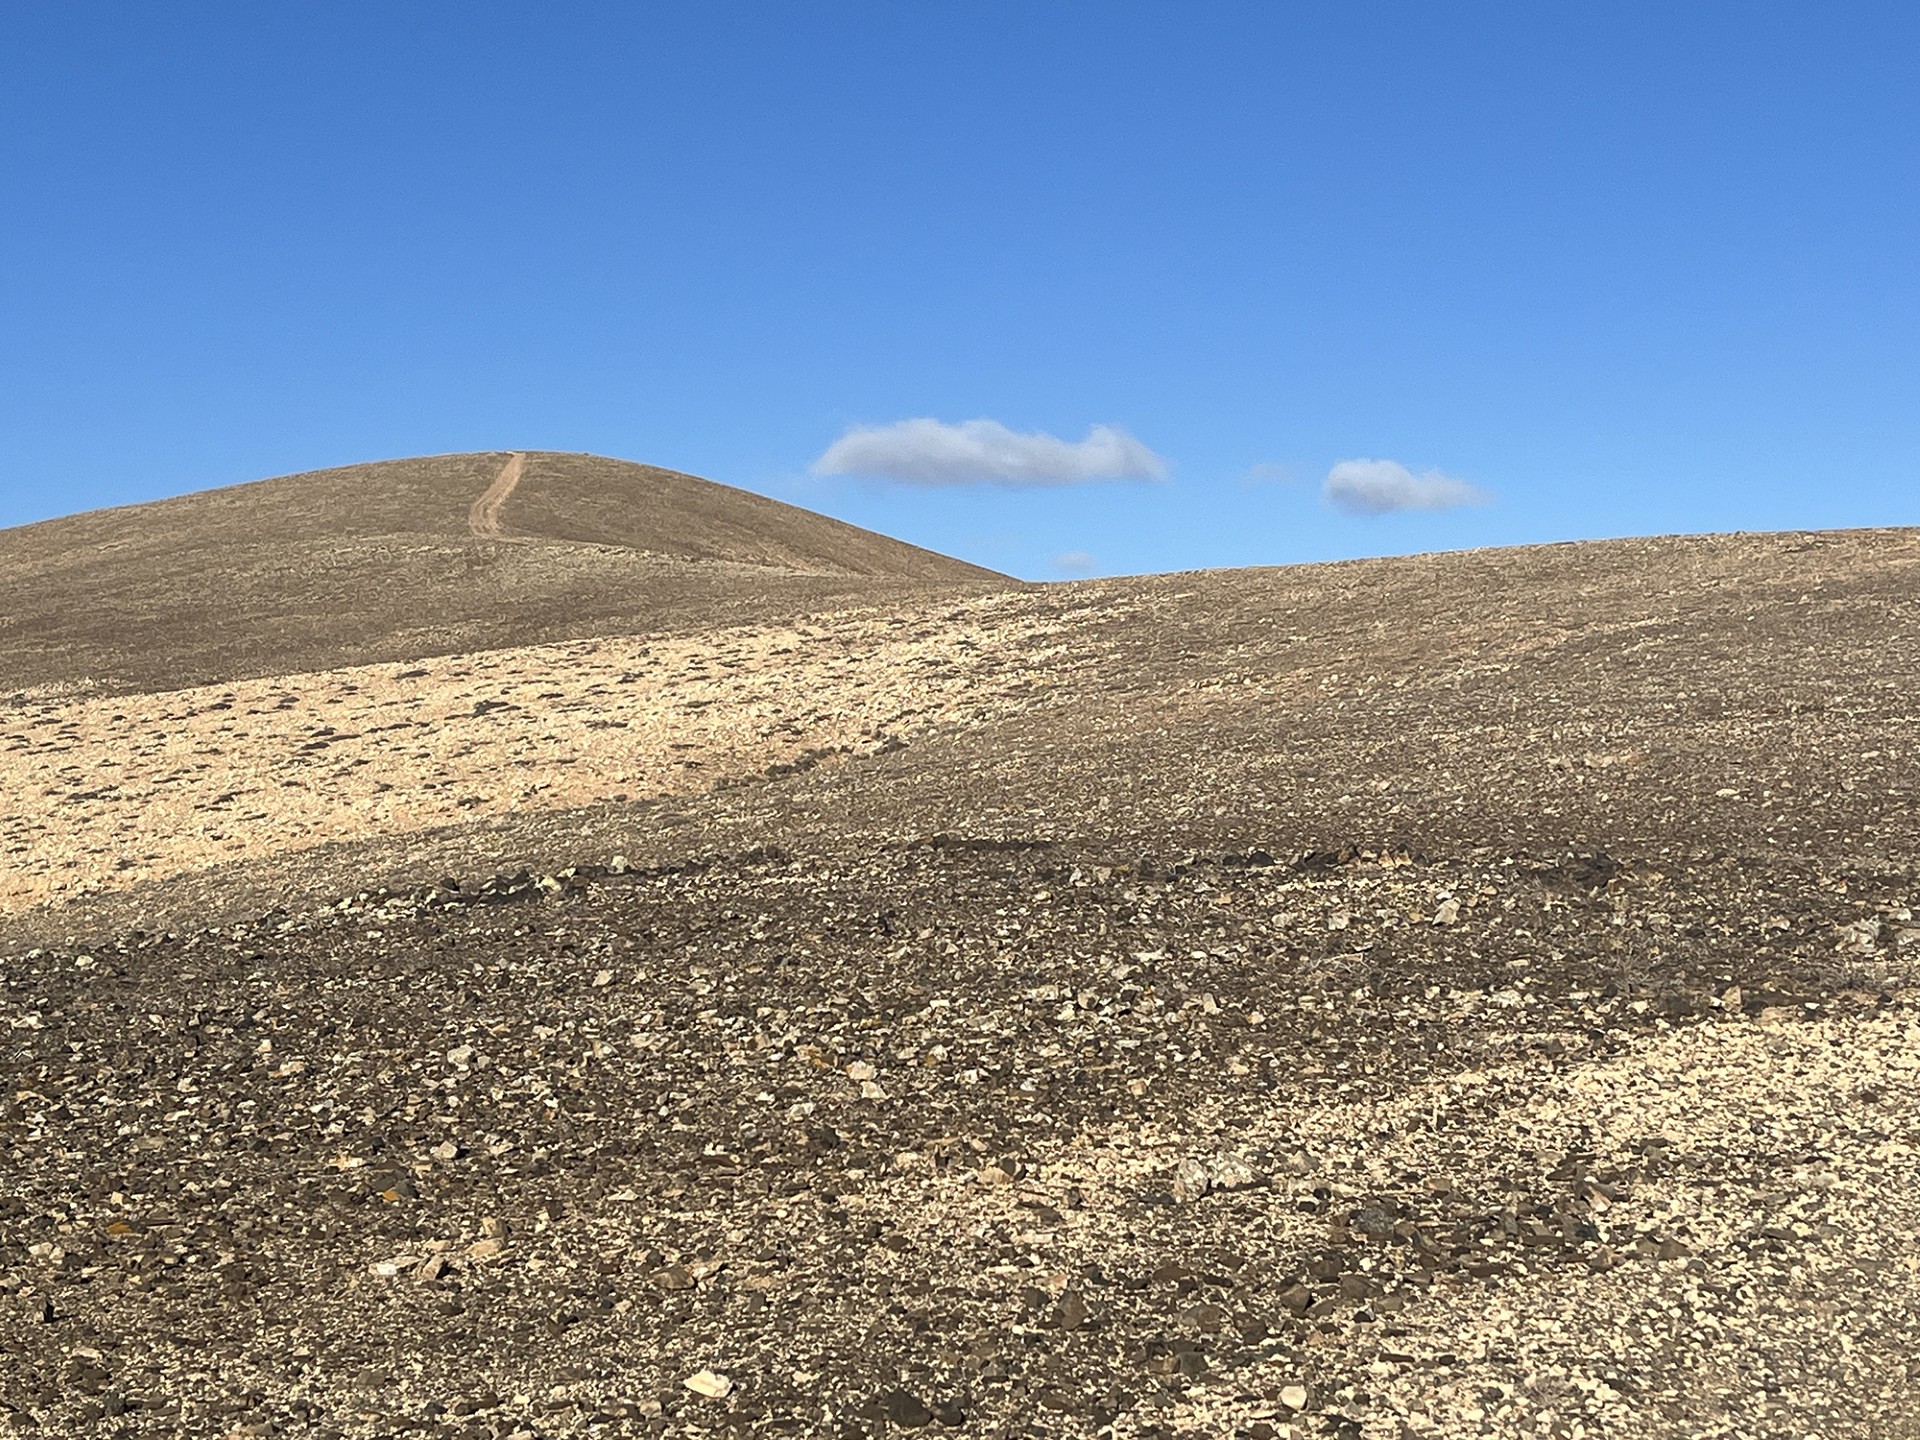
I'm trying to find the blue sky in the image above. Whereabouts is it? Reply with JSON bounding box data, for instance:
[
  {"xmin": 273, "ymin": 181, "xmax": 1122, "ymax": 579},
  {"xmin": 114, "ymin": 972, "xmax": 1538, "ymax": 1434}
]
[{"xmin": 2, "ymin": 3, "xmax": 1915, "ymax": 579}]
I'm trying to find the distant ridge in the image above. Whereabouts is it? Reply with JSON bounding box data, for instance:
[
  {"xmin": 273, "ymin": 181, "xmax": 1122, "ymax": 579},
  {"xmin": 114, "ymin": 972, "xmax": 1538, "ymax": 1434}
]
[{"xmin": 0, "ymin": 451, "xmax": 1009, "ymax": 697}]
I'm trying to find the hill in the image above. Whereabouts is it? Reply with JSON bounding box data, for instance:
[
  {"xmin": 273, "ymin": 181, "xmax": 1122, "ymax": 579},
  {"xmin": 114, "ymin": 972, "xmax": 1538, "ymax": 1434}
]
[
  {"xmin": 2, "ymin": 521, "xmax": 1918, "ymax": 1438},
  {"xmin": 0, "ymin": 450, "xmax": 1007, "ymax": 698}
]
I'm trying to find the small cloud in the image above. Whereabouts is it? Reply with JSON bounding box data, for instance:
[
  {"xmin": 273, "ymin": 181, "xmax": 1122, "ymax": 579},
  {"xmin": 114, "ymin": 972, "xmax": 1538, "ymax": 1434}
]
[
  {"xmin": 1051, "ymin": 549, "xmax": 1098, "ymax": 577},
  {"xmin": 811, "ymin": 417, "xmax": 1168, "ymax": 487},
  {"xmin": 1323, "ymin": 458, "xmax": 1489, "ymax": 515}
]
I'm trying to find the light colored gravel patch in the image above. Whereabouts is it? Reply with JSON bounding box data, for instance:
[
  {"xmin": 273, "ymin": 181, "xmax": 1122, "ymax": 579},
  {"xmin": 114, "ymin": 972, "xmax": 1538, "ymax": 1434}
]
[
  {"xmin": 802, "ymin": 1000, "xmax": 1920, "ymax": 1440},
  {"xmin": 1151, "ymin": 1006, "xmax": 1920, "ymax": 1439},
  {"xmin": 0, "ymin": 592, "xmax": 1111, "ymax": 916}
]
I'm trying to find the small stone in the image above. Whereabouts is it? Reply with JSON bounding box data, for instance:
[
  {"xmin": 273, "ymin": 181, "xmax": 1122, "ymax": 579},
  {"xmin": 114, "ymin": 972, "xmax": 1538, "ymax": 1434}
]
[
  {"xmin": 1279, "ymin": 1384, "xmax": 1309, "ymax": 1410},
  {"xmin": 592, "ymin": 969, "xmax": 614, "ymax": 987},
  {"xmin": 1057, "ymin": 1289, "xmax": 1090, "ymax": 1331},
  {"xmin": 446, "ymin": 1044, "xmax": 475, "ymax": 1067},
  {"xmin": 684, "ymin": 1369, "xmax": 732, "ymax": 1399},
  {"xmin": 430, "ymin": 1141, "xmax": 460, "ymax": 1163},
  {"xmin": 1432, "ymin": 898, "xmax": 1460, "ymax": 926},
  {"xmin": 884, "ymin": 1389, "xmax": 934, "ymax": 1428},
  {"xmin": 846, "ymin": 1061, "xmax": 877, "ymax": 1081},
  {"xmin": 1182, "ymin": 1302, "xmax": 1227, "ymax": 1333},
  {"xmin": 1172, "ymin": 1156, "xmax": 1211, "ymax": 1201},
  {"xmin": 1349, "ymin": 1206, "xmax": 1397, "ymax": 1240},
  {"xmin": 1208, "ymin": 1154, "xmax": 1261, "ymax": 1191}
]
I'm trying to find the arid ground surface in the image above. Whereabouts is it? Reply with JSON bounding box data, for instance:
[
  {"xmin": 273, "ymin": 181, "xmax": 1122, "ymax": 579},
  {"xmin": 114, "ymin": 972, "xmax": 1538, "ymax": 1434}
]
[{"xmin": 2, "ymin": 457, "xmax": 1917, "ymax": 1439}]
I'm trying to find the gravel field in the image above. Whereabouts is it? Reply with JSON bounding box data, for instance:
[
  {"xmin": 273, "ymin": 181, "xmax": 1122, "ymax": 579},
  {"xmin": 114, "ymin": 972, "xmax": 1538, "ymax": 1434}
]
[
  {"xmin": 0, "ymin": 592, "xmax": 1092, "ymax": 916},
  {"xmin": 4, "ymin": 841, "xmax": 1915, "ymax": 1438}
]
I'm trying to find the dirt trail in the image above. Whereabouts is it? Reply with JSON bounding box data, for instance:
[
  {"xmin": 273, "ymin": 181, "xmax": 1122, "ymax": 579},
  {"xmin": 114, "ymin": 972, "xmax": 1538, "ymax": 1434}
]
[{"xmin": 467, "ymin": 452, "xmax": 526, "ymax": 540}]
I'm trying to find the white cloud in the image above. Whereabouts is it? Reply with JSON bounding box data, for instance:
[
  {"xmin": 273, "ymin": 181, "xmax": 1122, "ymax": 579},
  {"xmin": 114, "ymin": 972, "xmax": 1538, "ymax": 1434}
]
[
  {"xmin": 1323, "ymin": 458, "xmax": 1489, "ymax": 515},
  {"xmin": 811, "ymin": 418, "xmax": 1168, "ymax": 487},
  {"xmin": 1051, "ymin": 549, "xmax": 1098, "ymax": 576}
]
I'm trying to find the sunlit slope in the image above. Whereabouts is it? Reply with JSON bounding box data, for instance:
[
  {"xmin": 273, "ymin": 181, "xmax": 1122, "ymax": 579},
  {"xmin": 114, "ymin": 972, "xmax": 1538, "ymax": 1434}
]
[{"xmin": 0, "ymin": 450, "xmax": 1008, "ymax": 697}]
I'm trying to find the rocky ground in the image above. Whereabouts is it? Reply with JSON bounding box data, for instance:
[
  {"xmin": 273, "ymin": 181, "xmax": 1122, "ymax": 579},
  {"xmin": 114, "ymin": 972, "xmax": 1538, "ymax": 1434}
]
[
  {"xmin": 0, "ymin": 592, "xmax": 1092, "ymax": 916},
  {"xmin": 3, "ymin": 526, "xmax": 1919, "ymax": 1438},
  {"xmin": 4, "ymin": 841, "xmax": 1916, "ymax": 1438}
]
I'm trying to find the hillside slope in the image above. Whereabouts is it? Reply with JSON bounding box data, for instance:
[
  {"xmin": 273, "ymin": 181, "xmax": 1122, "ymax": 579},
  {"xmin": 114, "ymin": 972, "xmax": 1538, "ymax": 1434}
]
[
  {"xmin": 12, "ymin": 525, "xmax": 1916, "ymax": 932},
  {"xmin": 3, "ymin": 526, "xmax": 1917, "ymax": 1439},
  {"xmin": 0, "ymin": 450, "xmax": 1007, "ymax": 697}
]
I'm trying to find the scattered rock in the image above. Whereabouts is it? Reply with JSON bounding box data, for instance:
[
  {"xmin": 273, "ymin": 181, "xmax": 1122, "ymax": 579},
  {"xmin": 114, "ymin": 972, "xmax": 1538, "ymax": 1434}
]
[
  {"xmin": 1208, "ymin": 1153, "xmax": 1263, "ymax": 1190},
  {"xmin": 884, "ymin": 1389, "xmax": 935, "ymax": 1428},
  {"xmin": 1057, "ymin": 1288, "xmax": 1091, "ymax": 1331},
  {"xmin": 1172, "ymin": 1156, "xmax": 1212, "ymax": 1201},
  {"xmin": 683, "ymin": 1369, "xmax": 732, "ymax": 1399},
  {"xmin": 1349, "ymin": 1206, "xmax": 1397, "ymax": 1240}
]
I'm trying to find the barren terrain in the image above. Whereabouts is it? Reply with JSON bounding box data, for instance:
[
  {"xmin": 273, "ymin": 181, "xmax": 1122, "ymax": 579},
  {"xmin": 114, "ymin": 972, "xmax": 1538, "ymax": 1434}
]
[
  {"xmin": 0, "ymin": 592, "xmax": 1094, "ymax": 917},
  {"xmin": 2, "ymin": 460, "xmax": 1917, "ymax": 1439},
  {"xmin": 0, "ymin": 452, "xmax": 1003, "ymax": 698}
]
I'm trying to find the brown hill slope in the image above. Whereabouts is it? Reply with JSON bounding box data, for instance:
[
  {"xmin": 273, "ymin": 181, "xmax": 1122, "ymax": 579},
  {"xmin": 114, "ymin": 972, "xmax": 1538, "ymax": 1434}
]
[
  {"xmin": 0, "ymin": 450, "xmax": 1007, "ymax": 698},
  {"xmin": 4, "ymin": 527, "xmax": 1919, "ymax": 1438},
  {"xmin": 8, "ymin": 525, "xmax": 1918, "ymax": 930}
]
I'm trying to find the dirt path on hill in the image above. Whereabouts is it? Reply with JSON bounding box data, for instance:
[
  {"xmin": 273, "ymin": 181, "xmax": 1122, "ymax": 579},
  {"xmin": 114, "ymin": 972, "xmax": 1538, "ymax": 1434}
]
[{"xmin": 467, "ymin": 451, "xmax": 526, "ymax": 540}]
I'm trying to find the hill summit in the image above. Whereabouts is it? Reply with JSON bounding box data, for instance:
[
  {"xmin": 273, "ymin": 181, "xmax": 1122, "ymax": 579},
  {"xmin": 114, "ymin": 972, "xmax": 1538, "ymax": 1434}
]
[{"xmin": 0, "ymin": 450, "xmax": 1006, "ymax": 697}]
